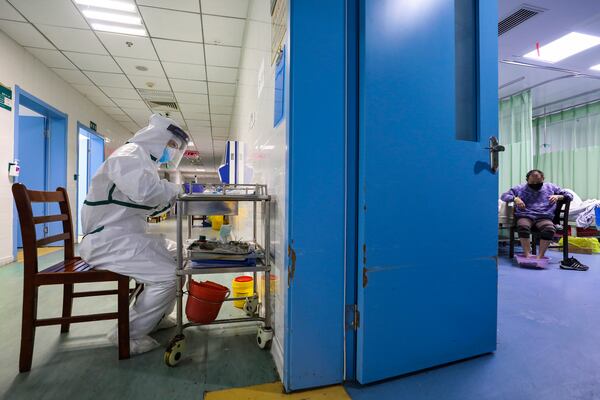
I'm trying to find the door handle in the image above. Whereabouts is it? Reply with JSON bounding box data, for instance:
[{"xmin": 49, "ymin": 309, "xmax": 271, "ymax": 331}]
[{"xmin": 486, "ymin": 136, "xmax": 505, "ymax": 173}]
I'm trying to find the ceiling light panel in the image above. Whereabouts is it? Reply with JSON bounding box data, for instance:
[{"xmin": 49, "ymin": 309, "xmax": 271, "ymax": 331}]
[
  {"xmin": 76, "ymin": 0, "xmax": 146, "ymax": 36},
  {"xmin": 591, "ymin": 64, "xmax": 600, "ymax": 71},
  {"xmin": 523, "ymin": 32, "xmax": 600, "ymax": 63},
  {"xmin": 75, "ymin": 0, "xmax": 136, "ymax": 12}
]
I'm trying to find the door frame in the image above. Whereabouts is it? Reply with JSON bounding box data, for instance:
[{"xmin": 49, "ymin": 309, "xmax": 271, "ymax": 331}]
[
  {"xmin": 12, "ymin": 85, "xmax": 68, "ymax": 258},
  {"xmin": 75, "ymin": 122, "xmax": 105, "ymax": 238}
]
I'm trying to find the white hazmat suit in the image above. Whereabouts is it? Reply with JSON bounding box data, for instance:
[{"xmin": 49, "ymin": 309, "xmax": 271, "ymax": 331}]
[{"xmin": 79, "ymin": 114, "xmax": 189, "ymax": 354}]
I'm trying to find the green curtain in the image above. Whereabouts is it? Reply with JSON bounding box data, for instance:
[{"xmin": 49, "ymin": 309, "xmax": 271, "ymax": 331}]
[
  {"xmin": 498, "ymin": 90, "xmax": 533, "ymax": 193},
  {"xmin": 534, "ymin": 102, "xmax": 600, "ymax": 200}
]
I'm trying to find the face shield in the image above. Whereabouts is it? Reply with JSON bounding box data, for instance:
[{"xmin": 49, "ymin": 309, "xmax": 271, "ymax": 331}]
[{"xmin": 159, "ymin": 124, "xmax": 189, "ymax": 169}]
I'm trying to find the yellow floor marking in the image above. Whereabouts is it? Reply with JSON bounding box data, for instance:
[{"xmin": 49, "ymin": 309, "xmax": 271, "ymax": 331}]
[
  {"xmin": 17, "ymin": 247, "xmax": 62, "ymax": 262},
  {"xmin": 205, "ymin": 382, "xmax": 351, "ymax": 400}
]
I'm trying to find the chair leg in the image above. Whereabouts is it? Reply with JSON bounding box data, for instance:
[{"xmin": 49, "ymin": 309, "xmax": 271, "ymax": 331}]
[
  {"xmin": 19, "ymin": 283, "xmax": 37, "ymax": 373},
  {"xmin": 60, "ymin": 284, "xmax": 74, "ymax": 333},
  {"xmin": 563, "ymin": 231, "xmax": 569, "ymax": 262},
  {"xmin": 117, "ymin": 278, "xmax": 130, "ymax": 360},
  {"xmin": 531, "ymin": 237, "xmax": 537, "ymax": 255}
]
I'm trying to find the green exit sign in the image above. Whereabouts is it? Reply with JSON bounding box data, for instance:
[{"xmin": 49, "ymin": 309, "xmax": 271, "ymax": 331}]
[{"xmin": 90, "ymin": 121, "xmax": 97, "ymax": 131}]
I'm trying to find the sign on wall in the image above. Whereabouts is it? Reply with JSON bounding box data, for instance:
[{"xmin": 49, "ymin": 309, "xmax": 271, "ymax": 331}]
[{"xmin": 0, "ymin": 83, "xmax": 12, "ymax": 111}]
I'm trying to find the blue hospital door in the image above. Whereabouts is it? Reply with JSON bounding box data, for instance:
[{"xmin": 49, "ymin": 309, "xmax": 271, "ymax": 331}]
[
  {"xmin": 356, "ymin": 0, "xmax": 499, "ymax": 383},
  {"xmin": 16, "ymin": 115, "xmax": 47, "ymax": 247}
]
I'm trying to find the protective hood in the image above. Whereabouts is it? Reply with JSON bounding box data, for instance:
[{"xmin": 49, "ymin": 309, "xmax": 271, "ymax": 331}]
[{"xmin": 129, "ymin": 114, "xmax": 188, "ymax": 162}]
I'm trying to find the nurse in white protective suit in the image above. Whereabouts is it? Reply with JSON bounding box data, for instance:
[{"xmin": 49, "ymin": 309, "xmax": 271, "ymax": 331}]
[{"xmin": 79, "ymin": 114, "xmax": 189, "ymax": 354}]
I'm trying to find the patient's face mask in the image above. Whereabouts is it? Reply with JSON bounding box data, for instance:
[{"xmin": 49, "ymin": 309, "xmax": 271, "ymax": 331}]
[{"xmin": 528, "ymin": 182, "xmax": 543, "ymax": 191}]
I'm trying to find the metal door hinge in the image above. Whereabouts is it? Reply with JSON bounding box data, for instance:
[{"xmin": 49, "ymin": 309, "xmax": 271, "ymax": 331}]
[{"xmin": 346, "ymin": 304, "xmax": 360, "ymax": 331}]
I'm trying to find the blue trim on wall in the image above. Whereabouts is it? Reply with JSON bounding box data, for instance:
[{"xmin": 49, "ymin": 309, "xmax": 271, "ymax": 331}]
[
  {"xmin": 284, "ymin": 0, "xmax": 347, "ymax": 391},
  {"xmin": 12, "ymin": 86, "xmax": 68, "ymax": 258}
]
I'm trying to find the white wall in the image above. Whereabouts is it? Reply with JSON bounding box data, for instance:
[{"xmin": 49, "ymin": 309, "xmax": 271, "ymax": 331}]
[
  {"xmin": 229, "ymin": 0, "xmax": 287, "ymax": 377},
  {"xmin": 0, "ymin": 30, "xmax": 132, "ymax": 265}
]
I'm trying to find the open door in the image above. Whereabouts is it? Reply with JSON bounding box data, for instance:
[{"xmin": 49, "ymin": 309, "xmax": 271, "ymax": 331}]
[{"xmin": 356, "ymin": 0, "xmax": 499, "ymax": 383}]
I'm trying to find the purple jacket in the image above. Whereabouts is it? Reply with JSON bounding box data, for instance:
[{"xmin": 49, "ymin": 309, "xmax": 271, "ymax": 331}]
[{"xmin": 501, "ymin": 183, "xmax": 573, "ymax": 220}]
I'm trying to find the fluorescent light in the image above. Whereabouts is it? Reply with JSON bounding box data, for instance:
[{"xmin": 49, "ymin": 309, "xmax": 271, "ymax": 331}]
[
  {"xmin": 259, "ymin": 145, "xmax": 275, "ymax": 150},
  {"xmin": 591, "ymin": 64, "xmax": 600, "ymax": 71},
  {"xmin": 195, "ymin": 168, "xmax": 206, "ymax": 172},
  {"xmin": 188, "ymin": 141, "xmax": 194, "ymax": 146},
  {"xmin": 82, "ymin": 10, "xmax": 141, "ymax": 25},
  {"xmin": 91, "ymin": 23, "xmax": 146, "ymax": 36},
  {"xmin": 75, "ymin": 0, "xmax": 135, "ymax": 12},
  {"xmin": 524, "ymin": 32, "xmax": 600, "ymax": 63}
]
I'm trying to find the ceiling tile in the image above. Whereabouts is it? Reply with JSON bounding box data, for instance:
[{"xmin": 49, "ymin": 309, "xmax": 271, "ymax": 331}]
[
  {"xmin": 129, "ymin": 75, "xmax": 171, "ymax": 91},
  {"xmin": 101, "ymin": 87, "xmax": 141, "ymax": 100},
  {"xmin": 38, "ymin": 25, "xmax": 107, "ymax": 54},
  {"xmin": 25, "ymin": 48, "xmax": 75, "ymax": 69},
  {"xmin": 209, "ymin": 95, "xmax": 234, "ymax": 106},
  {"xmin": 209, "ymin": 105, "xmax": 233, "ymax": 114},
  {"xmin": 175, "ymin": 93, "xmax": 208, "ymax": 104},
  {"xmin": 117, "ymin": 99, "xmax": 150, "ymax": 109},
  {"xmin": 163, "ymin": 62, "xmax": 206, "ymax": 80},
  {"xmin": 85, "ymin": 71, "xmax": 132, "ymax": 88},
  {"xmin": 100, "ymin": 106, "xmax": 125, "ymax": 116},
  {"xmin": 212, "ymin": 127, "xmax": 229, "ymax": 136},
  {"xmin": 71, "ymin": 84, "xmax": 105, "ymax": 97},
  {"xmin": 0, "ymin": 1, "xmax": 26, "ymax": 21},
  {"xmin": 115, "ymin": 57, "xmax": 165, "ymax": 78},
  {"xmin": 202, "ymin": 15, "xmax": 245, "ymax": 47},
  {"xmin": 10, "ymin": 0, "xmax": 88, "ymax": 28},
  {"xmin": 137, "ymin": 0, "xmax": 200, "ymax": 13},
  {"xmin": 0, "ymin": 20, "xmax": 54, "ymax": 49},
  {"xmin": 121, "ymin": 121, "xmax": 141, "ymax": 132},
  {"xmin": 182, "ymin": 112, "xmax": 210, "ymax": 120},
  {"xmin": 206, "ymin": 66, "xmax": 238, "ymax": 83},
  {"xmin": 189, "ymin": 126, "xmax": 212, "ymax": 135},
  {"xmin": 205, "ymin": 45, "xmax": 241, "ymax": 67},
  {"xmin": 97, "ymin": 32, "xmax": 158, "ymax": 60},
  {"xmin": 169, "ymin": 79, "xmax": 208, "ymax": 94},
  {"xmin": 112, "ymin": 114, "xmax": 135, "ymax": 123},
  {"xmin": 201, "ymin": 0, "xmax": 249, "ymax": 19},
  {"xmin": 210, "ymin": 114, "xmax": 231, "ymax": 122},
  {"xmin": 208, "ymin": 82, "xmax": 236, "ymax": 96},
  {"xmin": 179, "ymin": 103, "xmax": 209, "ymax": 114},
  {"xmin": 64, "ymin": 52, "xmax": 121, "ymax": 73},
  {"xmin": 211, "ymin": 120, "xmax": 230, "ymax": 128},
  {"xmin": 187, "ymin": 119, "xmax": 211, "ymax": 128},
  {"xmin": 52, "ymin": 68, "xmax": 93, "ymax": 84},
  {"xmin": 86, "ymin": 93, "xmax": 117, "ymax": 107},
  {"xmin": 140, "ymin": 6, "xmax": 202, "ymax": 42},
  {"xmin": 153, "ymin": 38, "xmax": 205, "ymax": 64}
]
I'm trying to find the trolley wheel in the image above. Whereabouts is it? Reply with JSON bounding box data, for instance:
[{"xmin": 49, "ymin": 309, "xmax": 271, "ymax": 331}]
[
  {"xmin": 164, "ymin": 334, "xmax": 186, "ymax": 367},
  {"xmin": 257, "ymin": 327, "xmax": 273, "ymax": 350},
  {"xmin": 243, "ymin": 296, "xmax": 259, "ymax": 317}
]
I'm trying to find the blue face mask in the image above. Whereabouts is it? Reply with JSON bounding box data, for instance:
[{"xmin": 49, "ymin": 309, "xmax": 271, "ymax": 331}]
[{"xmin": 158, "ymin": 147, "xmax": 171, "ymax": 163}]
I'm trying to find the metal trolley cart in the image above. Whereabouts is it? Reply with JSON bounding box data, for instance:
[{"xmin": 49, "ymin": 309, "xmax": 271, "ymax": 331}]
[{"xmin": 164, "ymin": 184, "xmax": 274, "ymax": 367}]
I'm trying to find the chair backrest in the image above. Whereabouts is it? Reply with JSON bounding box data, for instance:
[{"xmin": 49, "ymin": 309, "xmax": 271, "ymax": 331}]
[{"xmin": 12, "ymin": 183, "xmax": 75, "ymax": 274}]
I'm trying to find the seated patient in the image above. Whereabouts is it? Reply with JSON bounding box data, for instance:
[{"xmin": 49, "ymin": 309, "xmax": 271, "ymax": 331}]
[{"xmin": 501, "ymin": 169, "xmax": 573, "ymax": 259}]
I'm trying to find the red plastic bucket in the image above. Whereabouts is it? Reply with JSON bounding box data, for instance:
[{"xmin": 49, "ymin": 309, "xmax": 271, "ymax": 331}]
[{"xmin": 186, "ymin": 280, "xmax": 230, "ymax": 324}]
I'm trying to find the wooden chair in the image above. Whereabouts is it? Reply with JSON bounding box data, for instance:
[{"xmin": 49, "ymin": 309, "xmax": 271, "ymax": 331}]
[
  {"xmin": 509, "ymin": 199, "xmax": 570, "ymax": 262},
  {"xmin": 12, "ymin": 183, "xmax": 132, "ymax": 372}
]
